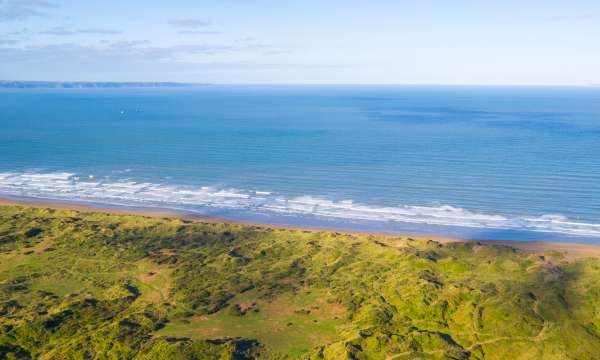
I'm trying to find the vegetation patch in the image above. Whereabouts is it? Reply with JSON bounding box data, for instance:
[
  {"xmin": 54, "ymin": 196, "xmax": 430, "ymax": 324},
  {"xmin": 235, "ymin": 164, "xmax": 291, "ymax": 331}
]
[{"xmin": 1, "ymin": 205, "xmax": 600, "ymax": 359}]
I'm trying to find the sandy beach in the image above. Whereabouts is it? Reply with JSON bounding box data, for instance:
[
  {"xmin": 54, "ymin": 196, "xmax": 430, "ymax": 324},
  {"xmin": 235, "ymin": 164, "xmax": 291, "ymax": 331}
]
[{"xmin": 2, "ymin": 196, "xmax": 600, "ymax": 261}]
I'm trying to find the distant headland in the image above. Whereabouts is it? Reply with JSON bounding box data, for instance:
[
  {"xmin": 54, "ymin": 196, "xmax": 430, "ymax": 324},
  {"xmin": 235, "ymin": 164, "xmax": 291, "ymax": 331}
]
[{"xmin": 0, "ymin": 80, "xmax": 205, "ymax": 89}]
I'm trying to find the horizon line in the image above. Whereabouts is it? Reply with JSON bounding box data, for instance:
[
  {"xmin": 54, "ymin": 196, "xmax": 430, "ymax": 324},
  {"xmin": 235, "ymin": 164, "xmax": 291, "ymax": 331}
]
[{"xmin": 1, "ymin": 80, "xmax": 598, "ymax": 88}]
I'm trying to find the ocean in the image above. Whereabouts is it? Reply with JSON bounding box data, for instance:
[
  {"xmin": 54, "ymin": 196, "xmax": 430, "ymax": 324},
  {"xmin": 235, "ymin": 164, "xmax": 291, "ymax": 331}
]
[{"xmin": 1, "ymin": 85, "xmax": 599, "ymax": 242}]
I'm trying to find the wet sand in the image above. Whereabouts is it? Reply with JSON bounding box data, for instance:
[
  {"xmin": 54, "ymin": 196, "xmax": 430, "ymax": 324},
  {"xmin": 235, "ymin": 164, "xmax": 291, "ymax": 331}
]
[{"xmin": 2, "ymin": 197, "xmax": 600, "ymax": 261}]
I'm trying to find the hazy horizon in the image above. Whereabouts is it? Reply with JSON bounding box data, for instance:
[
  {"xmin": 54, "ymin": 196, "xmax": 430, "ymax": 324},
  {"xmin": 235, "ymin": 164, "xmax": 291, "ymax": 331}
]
[
  {"xmin": 1, "ymin": 0, "xmax": 599, "ymax": 85},
  {"xmin": 1, "ymin": 80, "xmax": 599, "ymax": 87}
]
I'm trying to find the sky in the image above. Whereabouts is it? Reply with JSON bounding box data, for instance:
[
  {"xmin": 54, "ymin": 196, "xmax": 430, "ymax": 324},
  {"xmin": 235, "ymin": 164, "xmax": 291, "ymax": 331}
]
[{"xmin": 1, "ymin": 0, "xmax": 599, "ymax": 85}]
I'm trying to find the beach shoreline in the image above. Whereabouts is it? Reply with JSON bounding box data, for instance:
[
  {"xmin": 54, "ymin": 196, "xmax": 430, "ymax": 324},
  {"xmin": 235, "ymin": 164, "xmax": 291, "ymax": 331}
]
[{"xmin": 2, "ymin": 196, "xmax": 600, "ymax": 261}]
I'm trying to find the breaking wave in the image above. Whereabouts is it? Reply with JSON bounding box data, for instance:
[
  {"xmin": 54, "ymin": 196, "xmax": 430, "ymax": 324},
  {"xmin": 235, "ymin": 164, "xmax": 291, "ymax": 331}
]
[{"xmin": 1, "ymin": 171, "xmax": 599, "ymax": 237}]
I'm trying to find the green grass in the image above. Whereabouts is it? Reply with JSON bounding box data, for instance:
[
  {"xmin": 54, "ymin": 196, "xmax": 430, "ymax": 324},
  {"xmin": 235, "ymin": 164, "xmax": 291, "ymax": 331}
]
[
  {"xmin": 158, "ymin": 288, "xmax": 346, "ymax": 357},
  {"xmin": 2, "ymin": 205, "xmax": 600, "ymax": 359}
]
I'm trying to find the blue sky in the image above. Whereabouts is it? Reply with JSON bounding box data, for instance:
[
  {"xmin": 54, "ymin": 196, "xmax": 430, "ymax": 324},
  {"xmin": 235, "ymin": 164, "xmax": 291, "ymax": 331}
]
[{"xmin": 1, "ymin": 0, "xmax": 599, "ymax": 84}]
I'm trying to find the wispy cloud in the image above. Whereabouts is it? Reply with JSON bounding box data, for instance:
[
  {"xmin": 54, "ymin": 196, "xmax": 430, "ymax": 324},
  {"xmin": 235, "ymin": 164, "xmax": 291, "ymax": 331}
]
[
  {"xmin": 262, "ymin": 50, "xmax": 292, "ymax": 56},
  {"xmin": 107, "ymin": 40, "xmax": 151, "ymax": 48},
  {"xmin": 0, "ymin": 0, "xmax": 58, "ymax": 22},
  {"xmin": 0, "ymin": 41, "xmax": 235, "ymax": 65},
  {"xmin": 78, "ymin": 28, "xmax": 122, "ymax": 35},
  {"xmin": 6, "ymin": 28, "xmax": 31, "ymax": 36},
  {"xmin": 1, "ymin": 28, "xmax": 31, "ymax": 44},
  {"xmin": 168, "ymin": 18, "xmax": 210, "ymax": 28},
  {"xmin": 40, "ymin": 26, "xmax": 122, "ymax": 36},
  {"xmin": 0, "ymin": 41, "xmax": 315, "ymax": 74},
  {"xmin": 177, "ymin": 30, "xmax": 221, "ymax": 35},
  {"xmin": 0, "ymin": 40, "xmax": 352, "ymax": 82},
  {"xmin": 546, "ymin": 13, "xmax": 597, "ymax": 23}
]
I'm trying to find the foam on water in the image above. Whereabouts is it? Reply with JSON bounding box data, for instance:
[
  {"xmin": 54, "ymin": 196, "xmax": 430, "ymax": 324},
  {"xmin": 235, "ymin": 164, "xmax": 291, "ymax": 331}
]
[{"xmin": 1, "ymin": 171, "xmax": 599, "ymax": 238}]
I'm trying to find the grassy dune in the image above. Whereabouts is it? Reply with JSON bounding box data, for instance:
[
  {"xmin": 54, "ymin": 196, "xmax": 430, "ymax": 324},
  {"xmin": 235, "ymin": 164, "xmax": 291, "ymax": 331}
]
[{"xmin": 1, "ymin": 205, "xmax": 600, "ymax": 359}]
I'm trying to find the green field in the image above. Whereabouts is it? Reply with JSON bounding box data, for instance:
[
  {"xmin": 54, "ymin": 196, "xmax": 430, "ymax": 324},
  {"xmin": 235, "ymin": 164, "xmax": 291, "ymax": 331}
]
[{"xmin": 2, "ymin": 205, "xmax": 600, "ymax": 359}]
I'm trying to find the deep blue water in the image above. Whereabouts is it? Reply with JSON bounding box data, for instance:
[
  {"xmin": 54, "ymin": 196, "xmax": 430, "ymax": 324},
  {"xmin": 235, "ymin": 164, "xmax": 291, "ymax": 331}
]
[{"xmin": 1, "ymin": 85, "xmax": 600, "ymax": 242}]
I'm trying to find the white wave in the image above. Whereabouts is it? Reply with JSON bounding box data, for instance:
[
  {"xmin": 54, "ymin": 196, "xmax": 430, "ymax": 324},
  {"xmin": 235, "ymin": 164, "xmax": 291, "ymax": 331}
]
[{"xmin": 0, "ymin": 171, "xmax": 599, "ymax": 237}]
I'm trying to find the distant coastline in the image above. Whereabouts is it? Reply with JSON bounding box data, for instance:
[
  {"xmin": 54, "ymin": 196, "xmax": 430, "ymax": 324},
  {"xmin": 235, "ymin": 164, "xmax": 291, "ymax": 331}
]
[{"xmin": 0, "ymin": 80, "xmax": 207, "ymax": 89}]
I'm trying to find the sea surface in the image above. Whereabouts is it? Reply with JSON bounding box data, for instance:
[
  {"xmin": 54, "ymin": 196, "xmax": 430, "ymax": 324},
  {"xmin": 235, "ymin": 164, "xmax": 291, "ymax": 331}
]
[{"xmin": 1, "ymin": 85, "xmax": 600, "ymax": 243}]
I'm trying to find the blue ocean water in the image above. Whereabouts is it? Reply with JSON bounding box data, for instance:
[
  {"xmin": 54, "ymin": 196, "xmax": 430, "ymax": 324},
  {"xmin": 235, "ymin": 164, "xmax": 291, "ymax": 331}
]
[{"xmin": 1, "ymin": 85, "xmax": 600, "ymax": 242}]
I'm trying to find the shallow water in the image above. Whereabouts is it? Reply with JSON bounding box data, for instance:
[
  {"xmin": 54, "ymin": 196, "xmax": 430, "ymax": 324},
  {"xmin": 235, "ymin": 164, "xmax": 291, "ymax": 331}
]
[{"xmin": 1, "ymin": 85, "xmax": 599, "ymax": 242}]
